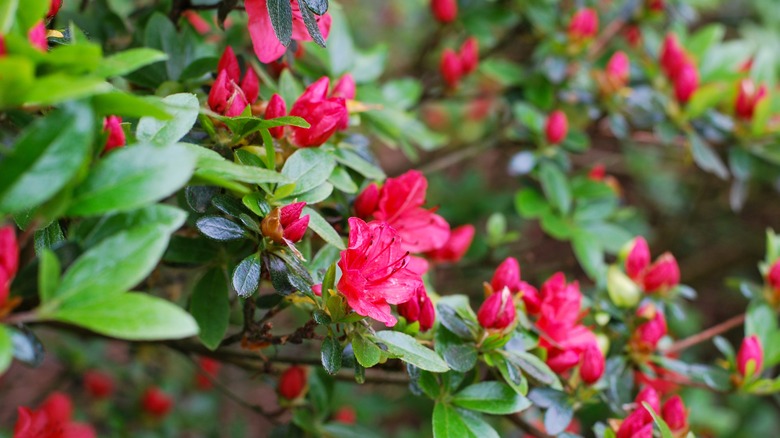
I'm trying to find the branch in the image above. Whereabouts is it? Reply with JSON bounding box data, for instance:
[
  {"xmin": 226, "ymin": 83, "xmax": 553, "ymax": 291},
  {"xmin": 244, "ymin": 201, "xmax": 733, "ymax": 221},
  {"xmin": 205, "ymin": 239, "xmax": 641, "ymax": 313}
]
[{"xmin": 663, "ymin": 313, "xmax": 746, "ymax": 355}]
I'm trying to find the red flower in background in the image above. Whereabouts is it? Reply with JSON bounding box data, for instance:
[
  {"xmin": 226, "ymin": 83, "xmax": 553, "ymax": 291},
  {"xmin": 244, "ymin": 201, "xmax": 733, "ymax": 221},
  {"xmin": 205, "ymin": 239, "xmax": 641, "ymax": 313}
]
[
  {"xmin": 0, "ymin": 226, "xmax": 18, "ymax": 309},
  {"xmin": 337, "ymin": 218, "xmax": 423, "ymax": 327},
  {"xmin": 568, "ymin": 8, "xmax": 598, "ymax": 42},
  {"xmin": 47, "ymin": 0, "xmax": 63, "ymax": 19},
  {"xmin": 431, "ymin": 0, "xmax": 457, "ymax": 23},
  {"xmin": 579, "ymin": 343, "xmax": 605, "ymax": 384},
  {"xmin": 141, "ymin": 387, "xmax": 173, "ymax": 418},
  {"xmin": 278, "ymin": 365, "xmax": 308, "ymax": 399},
  {"xmin": 14, "ymin": 392, "xmax": 96, "ymax": 438},
  {"xmin": 84, "ymin": 370, "xmax": 114, "ymax": 399},
  {"xmin": 459, "ymin": 37, "xmax": 479, "ymax": 75},
  {"xmin": 545, "ymin": 110, "xmax": 568, "ymax": 145},
  {"xmin": 440, "ymin": 49, "xmax": 462, "ymax": 88},
  {"xmin": 734, "ymin": 78, "xmax": 767, "ymax": 120},
  {"xmin": 245, "ymin": 0, "xmax": 332, "ymax": 63},
  {"xmin": 737, "ymin": 335, "xmax": 764, "ymax": 378},
  {"xmin": 425, "ymin": 224, "xmax": 474, "ymax": 263},
  {"xmin": 195, "ymin": 357, "xmax": 221, "ymax": 390},
  {"xmin": 208, "ymin": 46, "xmax": 260, "ymax": 117},
  {"xmin": 103, "ymin": 116, "xmax": 126, "ymax": 152}
]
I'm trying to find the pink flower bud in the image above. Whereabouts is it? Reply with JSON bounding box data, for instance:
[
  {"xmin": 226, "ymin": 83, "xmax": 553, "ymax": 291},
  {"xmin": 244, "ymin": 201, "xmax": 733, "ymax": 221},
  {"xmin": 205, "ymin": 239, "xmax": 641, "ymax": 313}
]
[
  {"xmin": 141, "ymin": 387, "xmax": 173, "ymax": 418},
  {"xmin": 426, "ymin": 224, "xmax": 475, "ymax": 263},
  {"xmin": 397, "ymin": 286, "xmax": 435, "ymax": 331},
  {"xmin": 265, "ymin": 93, "xmax": 287, "ymax": 139},
  {"xmin": 208, "ymin": 70, "xmax": 232, "ymax": 114},
  {"xmin": 332, "ymin": 74, "xmax": 356, "ymax": 100},
  {"xmin": 40, "ymin": 392, "xmax": 72, "ymax": 423},
  {"xmin": 674, "ymin": 62, "xmax": 698, "ymax": 103},
  {"xmin": 647, "ymin": 0, "xmax": 665, "ymax": 12},
  {"xmin": 218, "ymin": 46, "xmax": 241, "ymax": 84},
  {"xmin": 545, "ymin": 110, "xmax": 568, "ymax": 145},
  {"xmin": 624, "ymin": 26, "xmax": 642, "ymax": 47},
  {"xmin": 589, "ymin": 164, "xmax": 606, "ymax": 181},
  {"xmin": 635, "ymin": 386, "xmax": 660, "ymax": 422},
  {"xmin": 333, "ymin": 406, "xmax": 357, "ymax": 424},
  {"xmin": 459, "ymin": 37, "xmax": 479, "ymax": 75},
  {"xmin": 182, "ymin": 10, "xmax": 211, "ymax": 35},
  {"xmin": 280, "ymin": 202, "xmax": 309, "ymax": 243},
  {"xmin": 279, "ymin": 365, "xmax": 307, "ymax": 399},
  {"xmin": 661, "ymin": 395, "xmax": 687, "ymax": 431},
  {"xmin": 103, "ymin": 116, "xmax": 126, "ymax": 152},
  {"xmin": 28, "ymin": 22, "xmax": 47, "ymax": 51},
  {"xmin": 440, "ymin": 48, "xmax": 463, "ymax": 88},
  {"xmin": 354, "ymin": 183, "xmax": 380, "ymax": 219},
  {"xmin": 240, "ymin": 68, "xmax": 260, "ymax": 104},
  {"xmin": 642, "ymin": 253, "xmax": 679, "ymax": 293},
  {"xmin": 579, "ymin": 343, "xmax": 605, "ymax": 384},
  {"xmin": 0, "ymin": 35, "xmax": 6, "ymax": 57},
  {"xmin": 625, "ymin": 236, "xmax": 650, "ymax": 281},
  {"xmin": 768, "ymin": 260, "xmax": 780, "ymax": 291},
  {"xmin": 47, "ymin": 0, "xmax": 63, "ymax": 19},
  {"xmin": 568, "ymin": 8, "xmax": 599, "ymax": 41},
  {"xmin": 737, "ymin": 334, "xmax": 763, "ymax": 378},
  {"xmin": 734, "ymin": 78, "xmax": 767, "ymax": 120},
  {"xmin": 431, "ymin": 0, "xmax": 457, "ymax": 24},
  {"xmin": 477, "ymin": 287, "xmax": 515, "ymax": 330},
  {"xmin": 289, "ymin": 77, "xmax": 348, "ymax": 147},
  {"xmin": 660, "ymin": 34, "xmax": 686, "ymax": 78},
  {"xmin": 312, "ymin": 284, "xmax": 322, "ymax": 296},
  {"xmin": 225, "ymin": 88, "xmax": 249, "ymax": 117},
  {"xmin": 0, "ymin": 226, "xmax": 19, "ymax": 279},
  {"xmin": 547, "ymin": 348, "xmax": 581, "ymax": 373},
  {"xmin": 617, "ymin": 409, "xmax": 653, "ymax": 438},
  {"xmin": 491, "ymin": 257, "xmax": 521, "ymax": 293},
  {"xmin": 635, "ymin": 305, "xmax": 667, "ymax": 349},
  {"xmin": 606, "ymin": 51, "xmax": 630, "ymax": 87},
  {"xmin": 84, "ymin": 370, "xmax": 114, "ymax": 399},
  {"xmin": 195, "ymin": 357, "xmax": 221, "ymax": 390},
  {"xmin": 519, "ymin": 281, "xmax": 541, "ymax": 314}
]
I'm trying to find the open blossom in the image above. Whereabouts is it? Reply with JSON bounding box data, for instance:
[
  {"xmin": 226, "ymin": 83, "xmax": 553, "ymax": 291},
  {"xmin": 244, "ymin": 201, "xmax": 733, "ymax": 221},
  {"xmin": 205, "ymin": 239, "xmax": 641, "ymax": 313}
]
[
  {"xmin": 568, "ymin": 8, "xmax": 598, "ymax": 41},
  {"xmin": 477, "ymin": 286, "xmax": 516, "ymax": 330},
  {"xmin": 245, "ymin": 0, "xmax": 332, "ymax": 63},
  {"xmin": 735, "ymin": 78, "xmax": 767, "ymax": 120},
  {"xmin": 425, "ymin": 224, "xmax": 474, "ymax": 263},
  {"xmin": 337, "ymin": 218, "xmax": 423, "ymax": 327},
  {"xmin": 397, "ymin": 286, "xmax": 435, "ymax": 331},
  {"xmin": 545, "ymin": 110, "xmax": 568, "ymax": 145},
  {"xmin": 289, "ymin": 77, "xmax": 349, "ymax": 147},
  {"xmin": 737, "ymin": 335, "xmax": 763, "ymax": 378},
  {"xmin": 14, "ymin": 392, "xmax": 96, "ymax": 438},
  {"xmin": 356, "ymin": 170, "xmax": 450, "ymax": 253}
]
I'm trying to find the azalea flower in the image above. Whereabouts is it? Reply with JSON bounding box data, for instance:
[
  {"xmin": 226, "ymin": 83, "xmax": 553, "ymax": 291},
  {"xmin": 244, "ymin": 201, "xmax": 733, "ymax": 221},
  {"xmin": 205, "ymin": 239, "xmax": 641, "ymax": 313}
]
[
  {"xmin": 337, "ymin": 218, "xmax": 423, "ymax": 327},
  {"xmin": 245, "ymin": 0, "xmax": 332, "ymax": 64}
]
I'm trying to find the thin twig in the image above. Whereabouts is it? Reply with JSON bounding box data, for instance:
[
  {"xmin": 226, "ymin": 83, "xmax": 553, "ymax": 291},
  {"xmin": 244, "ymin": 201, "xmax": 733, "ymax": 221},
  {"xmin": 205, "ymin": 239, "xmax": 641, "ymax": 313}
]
[{"xmin": 663, "ymin": 313, "xmax": 746, "ymax": 355}]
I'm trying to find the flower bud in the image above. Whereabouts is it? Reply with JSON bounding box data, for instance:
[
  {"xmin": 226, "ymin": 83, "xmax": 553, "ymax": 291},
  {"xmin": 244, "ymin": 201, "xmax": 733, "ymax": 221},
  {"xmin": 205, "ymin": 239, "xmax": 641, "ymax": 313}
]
[
  {"xmin": 426, "ymin": 224, "xmax": 475, "ymax": 263},
  {"xmin": 354, "ymin": 183, "xmax": 380, "ymax": 219},
  {"xmin": 208, "ymin": 70, "xmax": 232, "ymax": 114},
  {"xmin": 635, "ymin": 386, "xmax": 660, "ymax": 422},
  {"xmin": 579, "ymin": 343, "xmax": 605, "ymax": 384},
  {"xmin": 47, "ymin": 0, "xmax": 63, "ymax": 19},
  {"xmin": 195, "ymin": 357, "xmax": 221, "ymax": 390},
  {"xmin": 647, "ymin": 0, "xmax": 665, "ymax": 12},
  {"xmin": 28, "ymin": 22, "xmax": 47, "ymax": 51},
  {"xmin": 624, "ymin": 26, "xmax": 641, "ymax": 47},
  {"xmin": 545, "ymin": 110, "xmax": 568, "ymax": 145},
  {"xmin": 737, "ymin": 334, "xmax": 763, "ymax": 378},
  {"xmin": 333, "ymin": 406, "xmax": 357, "ymax": 424},
  {"xmin": 607, "ymin": 265, "xmax": 641, "ymax": 308},
  {"xmin": 547, "ymin": 348, "xmax": 580, "ymax": 373},
  {"xmin": 568, "ymin": 8, "xmax": 598, "ymax": 42},
  {"xmin": 606, "ymin": 51, "xmax": 630, "ymax": 88},
  {"xmin": 477, "ymin": 287, "xmax": 516, "ymax": 330},
  {"xmin": 279, "ymin": 202, "xmax": 309, "ymax": 243},
  {"xmin": 397, "ymin": 286, "xmax": 435, "ymax": 331},
  {"xmin": 265, "ymin": 94, "xmax": 287, "ymax": 139},
  {"xmin": 617, "ymin": 409, "xmax": 653, "ymax": 438},
  {"xmin": 642, "ymin": 253, "xmax": 679, "ymax": 293},
  {"xmin": 459, "ymin": 37, "xmax": 479, "ymax": 75},
  {"xmin": 674, "ymin": 62, "xmax": 698, "ymax": 104},
  {"xmin": 440, "ymin": 48, "xmax": 463, "ymax": 88},
  {"xmin": 279, "ymin": 365, "xmax": 307, "ymax": 400},
  {"xmin": 0, "ymin": 36, "xmax": 6, "ymax": 57},
  {"xmin": 625, "ymin": 237, "xmax": 650, "ymax": 280},
  {"xmin": 734, "ymin": 78, "xmax": 767, "ymax": 120},
  {"xmin": 218, "ymin": 46, "xmax": 241, "ymax": 84},
  {"xmin": 332, "ymin": 74, "xmax": 356, "ymax": 100},
  {"xmin": 768, "ymin": 260, "xmax": 780, "ymax": 291},
  {"xmin": 660, "ymin": 34, "xmax": 686, "ymax": 78},
  {"xmin": 40, "ymin": 392, "xmax": 72, "ymax": 423},
  {"xmin": 84, "ymin": 370, "xmax": 114, "ymax": 399},
  {"xmin": 518, "ymin": 281, "xmax": 541, "ymax": 314},
  {"xmin": 141, "ymin": 387, "xmax": 173, "ymax": 418},
  {"xmin": 103, "ymin": 116, "xmax": 126, "ymax": 152},
  {"xmin": 661, "ymin": 395, "xmax": 687, "ymax": 431},
  {"xmin": 430, "ymin": 0, "xmax": 457, "ymax": 24},
  {"xmin": 635, "ymin": 305, "xmax": 667, "ymax": 350},
  {"xmin": 491, "ymin": 257, "xmax": 521, "ymax": 294},
  {"xmin": 0, "ymin": 226, "xmax": 19, "ymax": 279},
  {"xmin": 241, "ymin": 68, "xmax": 260, "ymax": 104},
  {"xmin": 225, "ymin": 89, "xmax": 249, "ymax": 117}
]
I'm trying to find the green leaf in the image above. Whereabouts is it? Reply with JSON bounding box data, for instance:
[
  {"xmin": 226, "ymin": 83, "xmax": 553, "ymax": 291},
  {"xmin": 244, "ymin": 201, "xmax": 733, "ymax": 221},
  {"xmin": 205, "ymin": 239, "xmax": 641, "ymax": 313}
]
[
  {"xmin": 303, "ymin": 206, "xmax": 345, "ymax": 250},
  {"xmin": 91, "ymin": 92, "xmax": 171, "ymax": 120},
  {"xmin": 374, "ymin": 331, "xmax": 449, "ymax": 373},
  {"xmin": 642, "ymin": 402, "xmax": 675, "ymax": 438},
  {"xmin": 267, "ymin": 0, "xmax": 293, "ymax": 47},
  {"xmin": 452, "ymin": 382, "xmax": 531, "ymax": 414},
  {"xmin": 515, "ymin": 188, "xmax": 549, "ymax": 218},
  {"xmin": 302, "ymin": 0, "xmax": 328, "ymax": 15},
  {"xmin": 34, "ymin": 221, "xmax": 65, "ymax": 255},
  {"xmin": 95, "ymin": 48, "xmax": 169, "ymax": 78},
  {"xmin": 0, "ymin": 326, "xmax": 11, "ymax": 375},
  {"xmin": 282, "ymin": 149, "xmax": 337, "ymax": 196},
  {"xmin": 0, "ymin": 104, "xmax": 93, "ymax": 214},
  {"xmin": 15, "ymin": 0, "xmax": 47, "ymax": 32},
  {"xmin": 352, "ymin": 335, "xmax": 382, "ymax": 368},
  {"xmin": 328, "ymin": 166, "xmax": 358, "ymax": 193},
  {"xmin": 321, "ymin": 335, "xmax": 343, "ymax": 375},
  {"xmin": 196, "ymin": 216, "xmax": 247, "ymax": 241},
  {"xmin": 746, "ymin": 300, "xmax": 780, "ymax": 365},
  {"xmin": 73, "ymin": 204, "xmax": 186, "ymax": 248},
  {"xmin": 572, "ymin": 231, "xmax": 606, "ymax": 280},
  {"xmin": 333, "ymin": 148, "xmax": 385, "ymax": 180},
  {"xmin": 23, "ymin": 76, "xmax": 112, "ymax": 107},
  {"xmin": 433, "ymin": 404, "xmax": 492, "ymax": 438},
  {"xmin": 136, "ymin": 94, "xmax": 199, "ymax": 147},
  {"xmin": 0, "ymin": 0, "xmax": 19, "ymax": 33},
  {"xmin": 48, "ymin": 292, "xmax": 199, "ymax": 340},
  {"xmin": 505, "ymin": 351, "xmax": 560, "ymax": 387},
  {"xmin": 326, "ymin": 5, "xmax": 356, "ymax": 75},
  {"xmin": 529, "ymin": 388, "xmax": 573, "ymax": 435},
  {"xmin": 688, "ymin": 132, "xmax": 728, "ymax": 180},
  {"xmin": 685, "ymin": 83, "xmax": 725, "ymax": 119},
  {"xmin": 538, "ymin": 162, "xmax": 571, "ymax": 215},
  {"xmin": 442, "ymin": 343, "xmax": 478, "ymax": 373},
  {"xmin": 458, "ymin": 409, "xmax": 501, "ymax": 438},
  {"xmin": 184, "ymin": 143, "xmax": 291, "ymax": 187},
  {"xmin": 233, "ymin": 254, "xmax": 262, "ymax": 298},
  {"xmin": 47, "ymin": 214, "xmax": 185, "ymax": 307},
  {"xmin": 298, "ymin": 0, "xmax": 326, "ymax": 47},
  {"xmin": 38, "ymin": 249, "xmax": 61, "ymax": 303},
  {"xmin": 191, "ymin": 268, "xmax": 230, "ymax": 350},
  {"xmin": 67, "ymin": 143, "xmax": 195, "ymax": 216}
]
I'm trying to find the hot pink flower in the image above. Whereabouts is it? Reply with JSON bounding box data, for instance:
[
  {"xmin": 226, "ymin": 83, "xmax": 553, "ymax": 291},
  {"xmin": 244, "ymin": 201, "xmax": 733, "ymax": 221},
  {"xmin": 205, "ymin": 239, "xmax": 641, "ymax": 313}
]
[
  {"xmin": 141, "ymin": 387, "xmax": 173, "ymax": 418},
  {"xmin": 674, "ymin": 62, "xmax": 698, "ymax": 103},
  {"xmin": 265, "ymin": 94, "xmax": 288, "ymax": 138},
  {"xmin": 354, "ymin": 183, "xmax": 380, "ymax": 219},
  {"xmin": 769, "ymin": 260, "xmax": 780, "ymax": 291},
  {"xmin": 28, "ymin": 22, "xmax": 48, "ymax": 51},
  {"xmin": 661, "ymin": 395, "xmax": 687, "ymax": 431},
  {"xmin": 371, "ymin": 170, "xmax": 451, "ymax": 253},
  {"xmin": 568, "ymin": 8, "xmax": 598, "ymax": 41},
  {"xmin": 545, "ymin": 110, "xmax": 568, "ymax": 145},
  {"xmin": 460, "ymin": 37, "xmax": 479, "ymax": 75},
  {"xmin": 47, "ymin": 0, "xmax": 63, "ymax": 19},
  {"xmin": 642, "ymin": 253, "xmax": 679, "ymax": 293},
  {"xmin": 734, "ymin": 78, "xmax": 767, "ymax": 120},
  {"xmin": 491, "ymin": 257, "xmax": 521, "ymax": 292},
  {"xmin": 635, "ymin": 386, "xmax": 661, "ymax": 422},
  {"xmin": 14, "ymin": 392, "xmax": 96, "ymax": 438},
  {"xmin": 0, "ymin": 226, "xmax": 18, "ymax": 308},
  {"xmin": 425, "ymin": 224, "xmax": 474, "ymax": 263},
  {"xmin": 579, "ymin": 343, "xmax": 605, "ymax": 384},
  {"xmin": 218, "ymin": 46, "xmax": 242, "ymax": 85},
  {"xmin": 616, "ymin": 408, "xmax": 653, "ymax": 438},
  {"xmin": 0, "ymin": 35, "xmax": 6, "ymax": 57},
  {"xmin": 331, "ymin": 74, "xmax": 356, "ymax": 100},
  {"xmin": 660, "ymin": 34, "xmax": 686, "ymax": 78},
  {"xmin": 289, "ymin": 77, "xmax": 349, "ymax": 147},
  {"xmin": 634, "ymin": 304, "xmax": 667, "ymax": 350},
  {"xmin": 431, "ymin": 0, "xmax": 457, "ymax": 23},
  {"xmin": 606, "ymin": 51, "xmax": 630, "ymax": 88},
  {"xmin": 245, "ymin": 0, "xmax": 332, "ymax": 63},
  {"xmin": 440, "ymin": 48, "xmax": 463, "ymax": 88},
  {"xmin": 477, "ymin": 287, "xmax": 516, "ymax": 330},
  {"xmin": 208, "ymin": 69, "xmax": 249, "ymax": 117},
  {"xmin": 337, "ymin": 218, "xmax": 423, "ymax": 327},
  {"xmin": 625, "ymin": 237, "xmax": 650, "ymax": 280},
  {"xmin": 103, "ymin": 116, "xmax": 126, "ymax": 152},
  {"xmin": 737, "ymin": 334, "xmax": 763, "ymax": 378},
  {"xmin": 397, "ymin": 286, "xmax": 435, "ymax": 331}
]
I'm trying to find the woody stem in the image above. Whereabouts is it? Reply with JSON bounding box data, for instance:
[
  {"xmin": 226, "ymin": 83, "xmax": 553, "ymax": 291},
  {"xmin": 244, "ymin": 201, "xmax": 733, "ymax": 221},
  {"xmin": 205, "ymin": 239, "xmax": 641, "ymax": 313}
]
[{"xmin": 663, "ymin": 313, "xmax": 746, "ymax": 355}]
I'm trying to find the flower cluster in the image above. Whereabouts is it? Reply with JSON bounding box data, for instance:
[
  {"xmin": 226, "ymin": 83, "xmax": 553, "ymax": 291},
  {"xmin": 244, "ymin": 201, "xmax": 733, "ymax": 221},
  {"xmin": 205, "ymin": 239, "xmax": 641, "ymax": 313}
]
[
  {"xmin": 616, "ymin": 387, "xmax": 688, "ymax": 437},
  {"xmin": 14, "ymin": 392, "xmax": 96, "ymax": 438},
  {"xmin": 439, "ymin": 37, "xmax": 479, "ymax": 89},
  {"xmin": 659, "ymin": 34, "xmax": 699, "ymax": 103},
  {"xmin": 208, "ymin": 47, "xmax": 260, "ymax": 117}
]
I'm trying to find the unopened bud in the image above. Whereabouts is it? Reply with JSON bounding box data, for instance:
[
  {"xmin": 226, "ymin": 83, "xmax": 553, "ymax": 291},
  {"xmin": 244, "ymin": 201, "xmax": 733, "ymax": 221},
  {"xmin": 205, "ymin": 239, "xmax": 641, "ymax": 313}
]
[
  {"xmin": 477, "ymin": 287, "xmax": 516, "ymax": 330},
  {"xmin": 279, "ymin": 365, "xmax": 308, "ymax": 400},
  {"xmin": 737, "ymin": 335, "xmax": 763, "ymax": 378},
  {"xmin": 545, "ymin": 110, "xmax": 568, "ymax": 145},
  {"xmin": 607, "ymin": 265, "xmax": 641, "ymax": 308}
]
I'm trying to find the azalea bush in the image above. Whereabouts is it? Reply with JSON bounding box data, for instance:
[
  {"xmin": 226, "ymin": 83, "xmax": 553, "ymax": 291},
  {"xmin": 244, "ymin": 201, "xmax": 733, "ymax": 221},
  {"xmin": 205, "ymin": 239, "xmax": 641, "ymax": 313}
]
[{"xmin": 2, "ymin": 0, "xmax": 780, "ymax": 436}]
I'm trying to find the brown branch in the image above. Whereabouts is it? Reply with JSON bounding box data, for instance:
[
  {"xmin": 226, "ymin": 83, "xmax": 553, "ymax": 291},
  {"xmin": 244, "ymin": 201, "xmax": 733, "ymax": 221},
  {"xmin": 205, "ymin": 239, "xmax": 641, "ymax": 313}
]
[{"xmin": 663, "ymin": 313, "xmax": 746, "ymax": 355}]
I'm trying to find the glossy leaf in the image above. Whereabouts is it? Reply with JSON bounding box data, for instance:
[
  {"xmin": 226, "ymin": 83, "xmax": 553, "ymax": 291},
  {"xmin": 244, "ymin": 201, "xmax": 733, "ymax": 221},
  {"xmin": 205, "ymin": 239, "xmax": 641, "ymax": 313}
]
[
  {"xmin": 136, "ymin": 93, "xmax": 200, "ymax": 147},
  {"xmin": 375, "ymin": 331, "xmax": 449, "ymax": 372},
  {"xmin": 233, "ymin": 254, "xmax": 262, "ymax": 298},
  {"xmin": 191, "ymin": 268, "xmax": 230, "ymax": 350},
  {"xmin": 452, "ymin": 382, "xmax": 531, "ymax": 414}
]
